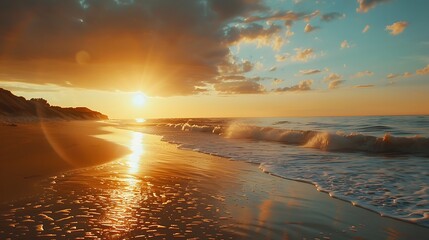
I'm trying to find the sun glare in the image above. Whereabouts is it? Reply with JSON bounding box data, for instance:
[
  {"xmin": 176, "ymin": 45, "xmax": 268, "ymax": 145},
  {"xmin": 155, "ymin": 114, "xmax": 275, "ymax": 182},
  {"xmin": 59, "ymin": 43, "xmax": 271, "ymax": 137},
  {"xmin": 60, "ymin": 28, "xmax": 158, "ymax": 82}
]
[{"xmin": 133, "ymin": 92, "xmax": 147, "ymax": 107}]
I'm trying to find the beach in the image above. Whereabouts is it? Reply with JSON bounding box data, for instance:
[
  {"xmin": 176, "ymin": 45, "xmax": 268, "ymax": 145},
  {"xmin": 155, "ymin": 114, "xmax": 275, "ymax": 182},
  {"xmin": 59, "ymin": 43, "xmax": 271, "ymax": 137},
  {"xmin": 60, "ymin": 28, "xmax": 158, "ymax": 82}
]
[
  {"xmin": 0, "ymin": 121, "xmax": 428, "ymax": 239},
  {"xmin": 0, "ymin": 121, "xmax": 128, "ymax": 202}
]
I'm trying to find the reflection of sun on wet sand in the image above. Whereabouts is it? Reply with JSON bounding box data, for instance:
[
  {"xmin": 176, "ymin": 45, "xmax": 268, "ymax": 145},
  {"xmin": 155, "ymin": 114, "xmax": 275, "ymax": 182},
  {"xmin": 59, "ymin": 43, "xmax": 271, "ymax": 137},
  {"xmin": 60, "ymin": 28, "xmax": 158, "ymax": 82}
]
[
  {"xmin": 0, "ymin": 121, "xmax": 128, "ymax": 202},
  {"xmin": 0, "ymin": 122, "xmax": 428, "ymax": 239}
]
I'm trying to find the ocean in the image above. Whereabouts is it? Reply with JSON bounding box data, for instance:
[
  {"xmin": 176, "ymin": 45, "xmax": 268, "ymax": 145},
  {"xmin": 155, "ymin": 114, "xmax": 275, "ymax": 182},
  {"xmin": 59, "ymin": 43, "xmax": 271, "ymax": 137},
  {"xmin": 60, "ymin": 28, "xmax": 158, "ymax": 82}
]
[{"xmin": 118, "ymin": 115, "xmax": 429, "ymax": 227}]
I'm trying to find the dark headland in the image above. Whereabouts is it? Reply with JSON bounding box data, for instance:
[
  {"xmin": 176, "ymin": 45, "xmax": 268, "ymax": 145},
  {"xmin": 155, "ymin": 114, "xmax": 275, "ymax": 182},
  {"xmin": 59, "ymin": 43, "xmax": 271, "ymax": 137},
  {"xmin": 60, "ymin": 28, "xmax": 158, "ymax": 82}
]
[{"xmin": 0, "ymin": 88, "xmax": 108, "ymax": 122}]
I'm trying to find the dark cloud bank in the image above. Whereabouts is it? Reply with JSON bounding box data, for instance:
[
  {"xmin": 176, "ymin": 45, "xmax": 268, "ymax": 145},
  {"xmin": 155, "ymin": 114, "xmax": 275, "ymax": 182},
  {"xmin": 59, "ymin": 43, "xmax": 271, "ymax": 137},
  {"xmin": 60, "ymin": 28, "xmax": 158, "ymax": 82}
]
[{"xmin": 0, "ymin": 0, "xmax": 343, "ymax": 96}]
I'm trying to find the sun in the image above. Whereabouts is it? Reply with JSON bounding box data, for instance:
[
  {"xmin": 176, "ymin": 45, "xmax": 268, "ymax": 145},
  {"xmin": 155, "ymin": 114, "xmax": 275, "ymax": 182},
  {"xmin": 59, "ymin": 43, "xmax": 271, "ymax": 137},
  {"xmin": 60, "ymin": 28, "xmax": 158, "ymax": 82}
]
[{"xmin": 132, "ymin": 92, "xmax": 147, "ymax": 107}]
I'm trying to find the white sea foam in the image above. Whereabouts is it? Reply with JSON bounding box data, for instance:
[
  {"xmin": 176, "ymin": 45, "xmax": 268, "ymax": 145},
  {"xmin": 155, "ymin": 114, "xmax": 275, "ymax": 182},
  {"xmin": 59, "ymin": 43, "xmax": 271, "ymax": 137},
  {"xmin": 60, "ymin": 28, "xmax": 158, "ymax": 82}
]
[
  {"xmin": 225, "ymin": 124, "xmax": 429, "ymax": 154},
  {"xmin": 130, "ymin": 116, "xmax": 429, "ymax": 227}
]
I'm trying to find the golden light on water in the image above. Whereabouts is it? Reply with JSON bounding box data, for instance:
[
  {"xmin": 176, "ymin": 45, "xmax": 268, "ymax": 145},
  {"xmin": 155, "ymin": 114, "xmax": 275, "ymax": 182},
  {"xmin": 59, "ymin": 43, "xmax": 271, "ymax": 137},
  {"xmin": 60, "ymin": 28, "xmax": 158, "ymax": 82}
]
[
  {"xmin": 128, "ymin": 131, "xmax": 145, "ymax": 174},
  {"xmin": 135, "ymin": 118, "xmax": 145, "ymax": 123}
]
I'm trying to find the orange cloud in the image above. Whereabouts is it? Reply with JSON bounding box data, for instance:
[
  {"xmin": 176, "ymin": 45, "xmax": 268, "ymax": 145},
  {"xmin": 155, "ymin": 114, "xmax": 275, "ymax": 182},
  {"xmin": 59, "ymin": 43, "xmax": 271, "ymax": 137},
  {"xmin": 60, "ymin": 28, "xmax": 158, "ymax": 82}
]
[
  {"xmin": 0, "ymin": 0, "xmax": 270, "ymax": 96},
  {"xmin": 351, "ymin": 71, "xmax": 373, "ymax": 78},
  {"xmin": 274, "ymin": 79, "xmax": 313, "ymax": 92},
  {"xmin": 356, "ymin": 0, "xmax": 391, "ymax": 13},
  {"xmin": 340, "ymin": 40, "xmax": 350, "ymax": 49},
  {"xmin": 214, "ymin": 80, "xmax": 265, "ymax": 94},
  {"xmin": 304, "ymin": 23, "xmax": 317, "ymax": 33},
  {"xmin": 225, "ymin": 23, "xmax": 282, "ymax": 47},
  {"xmin": 324, "ymin": 73, "xmax": 344, "ymax": 89},
  {"xmin": 387, "ymin": 72, "xmax": 413, "ymax": 79},
  {"xmin": 386, "ymin": 21, "xmax": 408, "ymax": 36},
  {"xmin": 299, "ymin": 69, "xmax": 322, "ymax": 75},
  {"xmin": 292, "ymin": 48, "xmax": 315, "ymax": 62},
  {"xmin": 416, "ymin": 64, "xmax": 429, "ymax": 75},
  {"xmin": 354, "ymin": 84, "xmax": 375, "ymax": 88},
  {"xmin": 328, "ymin": 80, "xmax": 344, "ymax": 89}
]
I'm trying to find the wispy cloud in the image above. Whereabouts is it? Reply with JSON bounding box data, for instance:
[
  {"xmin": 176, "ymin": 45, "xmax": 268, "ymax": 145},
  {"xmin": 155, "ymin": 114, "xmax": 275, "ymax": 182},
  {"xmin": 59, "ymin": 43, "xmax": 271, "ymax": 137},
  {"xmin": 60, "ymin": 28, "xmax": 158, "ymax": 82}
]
[
  {"xmin": 320, "ymin": 12, "xmax": 345, "ymax": 22},
  {"xmin": 275, "ymin": 54, "xmax": 289, "ymax": 62},
  {"xmin": 226, "ymin": 23, "xmax": 282, "ymax": 48},
  {"xmin": 387, "ymin": 72, "xmax": 413, "ymax": 79},
  {"xmin": 324, "ymin": 73, "xmax": 344, "ymax": 89},
  {"xmin": 386, "ymin": 21, "xmax": 408, "ymax": 35},
  {"xmin": 340, "ymin": 40, "xmax": 350, "ymax": 49},
  {"xmin": 354, "ymin": 84, "xmax": 375, "ymax": 88},
  {"xmin": 274, "ymin": 80, "xmax": 313, "ymax": 92},
  {"xmin": 292, "ymin": 48, "xmax": 315, "ymax": 62},
  {"xmin": 416, "ymin": 64, "xmax": 429, "ymax": 75},
  {"xmin": 299, "ymin": 69, "xmax": 322, "ymax": 75},
  {"xmin": 304, "ymin": 23, "xmax": 318, "ymax": 33},
  {"xmin": 356, "ymin": 0, "xmax": 392, "ymax": 13},
  {"xmin": 272, "ymin": 79, "xmax": 283, "ymax": 85},
  {"xmin": 362, "ymin": 24, "xmax": 370, "ymax": 33},
  {"xmin": 275, "ymin": 48, "xmax": 316, "ymax": 63},
  {"xmin": 351, "ymin": 71, "xmax": 374, "ymax": 79},
  {"xmin": 214, "ymin": 80, "xmax": 265, "ymax": 94},
  {"xmin": 328, "ymin": 80, "xmax": 344, "ymax": 89},
  {"xmin": 268, "ymin": 66, "xmax": 277, "ymax": 72}
]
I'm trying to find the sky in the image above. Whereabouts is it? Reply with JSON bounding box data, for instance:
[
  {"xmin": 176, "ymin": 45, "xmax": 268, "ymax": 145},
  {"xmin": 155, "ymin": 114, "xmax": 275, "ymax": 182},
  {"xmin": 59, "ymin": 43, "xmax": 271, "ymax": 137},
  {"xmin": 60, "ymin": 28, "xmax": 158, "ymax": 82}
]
[{"xmin": 0, "ymin": 0, "xmax": 428, "ymax": 119}]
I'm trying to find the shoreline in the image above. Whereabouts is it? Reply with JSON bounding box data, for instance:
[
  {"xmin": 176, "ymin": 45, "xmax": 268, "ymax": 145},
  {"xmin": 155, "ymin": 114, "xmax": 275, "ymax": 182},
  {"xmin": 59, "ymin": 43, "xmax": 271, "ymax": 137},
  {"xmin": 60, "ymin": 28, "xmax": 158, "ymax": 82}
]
[
  {"xmin": 153, "ymin": 130, "xmax": 429, "ymax": 230},
  {"xmin": 0, "ymin": 121, "xmax": 129, "ymax": 202},
  {"xmin": 0, "ymin": 122, "xmax": 428, "ymax": 239}
]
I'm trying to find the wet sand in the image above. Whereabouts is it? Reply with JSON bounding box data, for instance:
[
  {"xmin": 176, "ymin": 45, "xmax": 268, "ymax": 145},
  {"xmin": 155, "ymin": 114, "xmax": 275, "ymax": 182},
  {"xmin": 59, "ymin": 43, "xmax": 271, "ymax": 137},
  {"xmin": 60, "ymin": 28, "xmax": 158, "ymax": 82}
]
[
  {"xmin": 0, "ymin": 121, "xmax": 128, "ymax": 202},
  {"xmin": 0, "ymin": 123, "xmax": 428, "ymax": 239}
]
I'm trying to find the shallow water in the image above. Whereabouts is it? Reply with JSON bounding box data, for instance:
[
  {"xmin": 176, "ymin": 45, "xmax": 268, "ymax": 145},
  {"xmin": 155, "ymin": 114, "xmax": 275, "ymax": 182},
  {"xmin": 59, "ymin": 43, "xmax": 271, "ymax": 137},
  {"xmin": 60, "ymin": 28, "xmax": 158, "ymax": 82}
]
[
  {"xmin": 0, "ymin": 131, "xmax": 236, "ymax": 239},
  {"xmin": 127, "ymin": 116, "xmax": 429, "ymax": 227},
  {"xmin": 1, "ymin": 124, "xmax": 429, "ymax": 239}
]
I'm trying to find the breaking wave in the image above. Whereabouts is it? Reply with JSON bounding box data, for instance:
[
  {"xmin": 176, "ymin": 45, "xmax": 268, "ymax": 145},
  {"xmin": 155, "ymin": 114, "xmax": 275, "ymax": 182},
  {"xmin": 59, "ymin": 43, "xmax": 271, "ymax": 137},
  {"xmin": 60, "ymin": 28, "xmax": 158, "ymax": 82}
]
[
  {"xmin": 157, "ymin": 121, "xmax": 429, "ymax": 155},
  {"xmin": 225, "ymin": 124, "xmax": 429, "ymax": 155}
]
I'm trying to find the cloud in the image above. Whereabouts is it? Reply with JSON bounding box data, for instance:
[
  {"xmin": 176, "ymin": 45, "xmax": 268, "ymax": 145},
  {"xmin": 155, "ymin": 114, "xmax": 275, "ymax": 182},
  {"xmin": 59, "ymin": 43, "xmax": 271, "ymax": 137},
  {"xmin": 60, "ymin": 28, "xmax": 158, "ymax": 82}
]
[
  {"xmin": 324, "ymin": 73, "xmax": 344, "ymax": 89},
  {"xmin": 218, "ymin": 59, "xmax": 254, "ymax": 75},
  {"xmin": 328, "ymin": 80, "xmax": 344, "ymax": 89},
  {"xmin": 299, "ymin": 69, "xmax": 321, "ymax": 75},
  {"xmin": 387, "ymin": 73, "xmax": 399, "ymax": 79},
  {"xmin": 272, "ymin": 79, "xmax": 283, "ymax": 85},
  {"xmin": 292, "ymin": 48, "xmax": 315, "ymax": 62},
  {"xmin": 362, "ymin": 24, "xmax": 370, "ymax": 33},
  {"xmin": 276, "ymin": 48, "xmax": 317, "ymax": 63},
  {"xmin": 275, "ymin": 54, "xmax": 289, "ymax": 62},
  {"xmin": 0, "ymin": 0, "xmax": 272, "ymax": 96},
  {"xmin": 304, "ymin": 23, "xmax": 318, "ymax": 33},
  {"xmin": 340, "ymin": 40, "xmax": 350, "ymax": 49},
  {"xmin": 351, "ymin": 71, "xmax": 374, "ymax": 78},
  {"xmin": 244, "ymin": 10, "xmax": 320, "ymax": 26},
  {"xmin": 356, "ymin": 0, "xmax": 391, "ymax": 13},
  {"xmin": 268, "ymin": 66, "xmax": 277, "ymax": 72},
  {"xmin": 272, "ymin": 36, "xmax": 284, "ymax": 51},
  {"xmin": 324, "ymin": 73, "xmax": 342, "ymax": 82},
  {"xmin": 403, "ymin": 72, "xmax": 413, "ymax": 78},
  {"xmin": 354, "ymin": 84, "xmax": 374, "ymax": 88},
  {"xmin": 386, "ymin": 21, "xmax": 408, "ymax": 36},
  {"xmin": 320, "ymin": 12, "xmax": 345, "ymax": 22},
  {"xmin": 416, "ymin": 64, "xmax": 429, "ymax": 75},
  {"xmin": 0, "ymin": 81, "xmax": 59, "ymax": 93},
  {"xmin": 225, "ymin": 23, "xmax": 282, "ymax": 46},
  {"xmin": 214, "ymin": 80, "xmax": 265, "ymax": 94},
  {"xmin": 274, "ymin": 79, "xmax": 313, "ymax": 92},
  {"xmin": 387, "ymin": 72, "xmax": 413, "ymax": 79}
]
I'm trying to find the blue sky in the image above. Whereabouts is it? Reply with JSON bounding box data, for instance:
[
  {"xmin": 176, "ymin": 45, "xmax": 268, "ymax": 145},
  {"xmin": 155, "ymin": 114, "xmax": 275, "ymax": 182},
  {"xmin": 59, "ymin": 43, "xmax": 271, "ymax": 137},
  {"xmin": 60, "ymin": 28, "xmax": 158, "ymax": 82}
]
[{"xmin": 234, "ymin": 0, "xmax": 429, "ymax": 92}]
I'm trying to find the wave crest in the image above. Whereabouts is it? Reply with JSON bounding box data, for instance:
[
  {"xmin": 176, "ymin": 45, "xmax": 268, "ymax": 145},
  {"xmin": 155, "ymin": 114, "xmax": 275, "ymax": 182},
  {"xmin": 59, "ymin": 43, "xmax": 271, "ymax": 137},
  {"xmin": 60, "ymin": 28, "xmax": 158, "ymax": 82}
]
[{"xmin": 225, "ymin": 124, "xmax": 429, "ymax": 154}]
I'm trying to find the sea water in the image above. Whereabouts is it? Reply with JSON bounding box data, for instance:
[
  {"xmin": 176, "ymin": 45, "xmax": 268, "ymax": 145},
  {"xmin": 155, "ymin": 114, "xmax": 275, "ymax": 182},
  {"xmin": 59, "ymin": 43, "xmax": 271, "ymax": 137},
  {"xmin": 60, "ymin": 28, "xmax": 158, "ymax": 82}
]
[{"xmin": 120, "ymin": 115, "xmax": 429, "ymax": 227}]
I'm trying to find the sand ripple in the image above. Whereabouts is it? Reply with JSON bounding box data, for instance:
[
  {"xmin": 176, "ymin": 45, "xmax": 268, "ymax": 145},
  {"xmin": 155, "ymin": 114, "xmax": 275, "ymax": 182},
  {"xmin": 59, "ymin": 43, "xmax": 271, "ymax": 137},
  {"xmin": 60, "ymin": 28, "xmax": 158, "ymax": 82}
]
[{"xmin": 0, "ymin": 159, "xmax": 235, "ymax": 239}]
